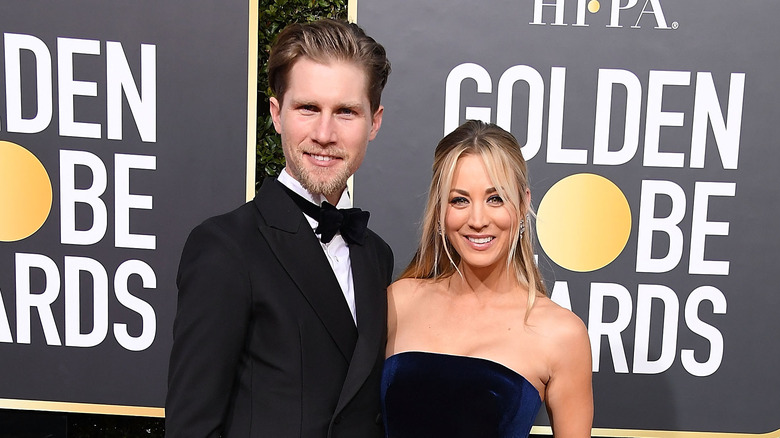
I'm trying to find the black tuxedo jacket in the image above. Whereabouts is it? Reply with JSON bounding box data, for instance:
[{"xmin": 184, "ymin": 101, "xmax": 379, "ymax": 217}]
[{"xmin": 166, "ymin": 178, "xmax": 393, "ymax": 437}]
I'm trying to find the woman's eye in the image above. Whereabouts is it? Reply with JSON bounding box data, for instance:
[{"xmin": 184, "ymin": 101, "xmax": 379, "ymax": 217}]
[
  {"xmin": 487, "ymin": 195, "xmax": 504, "ymax": 205},
  {"xmin": 449, "ymin": 196, "xmax": 468, "ymax": 206}
]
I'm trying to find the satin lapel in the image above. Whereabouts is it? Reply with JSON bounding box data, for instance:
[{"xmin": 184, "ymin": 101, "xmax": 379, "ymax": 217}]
[
  {"xmin": 334, "ymin": 239, "xmax": 386, "ymax": 414},
  {"xmin": 254, "ymin": 180, "xmax": 357, "ymax": 361}
]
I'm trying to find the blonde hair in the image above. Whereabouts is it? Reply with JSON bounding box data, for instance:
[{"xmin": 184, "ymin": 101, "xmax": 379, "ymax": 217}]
[{"xmin": 400, "ymin": 120, "xmax": 547, "ymax": 314}]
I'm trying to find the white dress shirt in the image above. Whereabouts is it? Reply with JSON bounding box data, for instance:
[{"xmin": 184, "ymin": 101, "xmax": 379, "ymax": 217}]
[{"xmin": 277, "ymin": 169, "xmax": 357, "ymax": 325}]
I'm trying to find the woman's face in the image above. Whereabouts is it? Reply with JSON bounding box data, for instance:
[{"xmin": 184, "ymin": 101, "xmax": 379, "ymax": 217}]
[{"xmin": 444, "ymin": 154, "xmax": 517, "ymax": 273}]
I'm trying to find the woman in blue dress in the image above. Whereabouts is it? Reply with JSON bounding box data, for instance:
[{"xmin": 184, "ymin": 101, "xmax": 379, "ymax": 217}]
[{"xmin": 382, "ymin": 120, "xmax": 593, "ymax": 438}]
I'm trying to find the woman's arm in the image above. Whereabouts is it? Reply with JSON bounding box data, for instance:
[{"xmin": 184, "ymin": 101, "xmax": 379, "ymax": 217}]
[{"xmin": 544, "ymin": 310, "xmax": 593, "ymax": 438}]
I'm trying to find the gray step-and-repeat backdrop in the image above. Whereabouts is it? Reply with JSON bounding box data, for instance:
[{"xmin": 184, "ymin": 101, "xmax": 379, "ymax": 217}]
[
  {"xmin": 0, "ymin": 1, "xmax": 256, "ymax": 415},
  {"xmin": 355, "ymin": 0, "xmax": 779, "ymax": 436}
]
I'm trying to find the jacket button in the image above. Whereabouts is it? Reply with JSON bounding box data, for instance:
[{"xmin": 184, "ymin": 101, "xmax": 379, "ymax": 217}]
[{"xmin": 375, "ymin": 413, "xmax": 383, "ymax": 425}]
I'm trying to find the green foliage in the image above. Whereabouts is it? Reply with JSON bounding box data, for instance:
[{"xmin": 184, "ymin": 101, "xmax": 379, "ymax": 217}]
[{"xmin": 256, "ymin": 0, "xmax": 348, "ymax": 185}]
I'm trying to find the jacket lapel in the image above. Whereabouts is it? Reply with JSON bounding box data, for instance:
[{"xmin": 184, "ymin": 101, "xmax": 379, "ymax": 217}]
[
  {"xmin": 254, "ymin": 179, "xmax": 357, "ymax": 362},
  {"xmin": 334, "ymin": 239, "xmax": 386, "ymax": 414}
]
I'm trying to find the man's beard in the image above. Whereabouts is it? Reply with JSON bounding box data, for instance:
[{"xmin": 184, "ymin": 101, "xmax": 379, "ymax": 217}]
[{"xmin": 297, "ymin": 164, "xmax": 351, "ymax": 200}]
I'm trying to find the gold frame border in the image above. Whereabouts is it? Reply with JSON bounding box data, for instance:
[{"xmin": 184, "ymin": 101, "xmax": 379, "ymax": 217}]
[
  {"xmin": 245, "ymin": 0, "xmax": 259, "ymax": 201},
  {"xmin": 529, "ymin": 426, "xmax": 780, "ymax": 438},
  {"xmin": 348, "ymin": 0, "xmax": 357, "ymax": 23},
  {"xmin": 0, "ymin": 398, "xmax": 164, "ymax": 418},
  {"xmin": 345, "ymin": 0, "xmax": 358, "ymax": 202}
]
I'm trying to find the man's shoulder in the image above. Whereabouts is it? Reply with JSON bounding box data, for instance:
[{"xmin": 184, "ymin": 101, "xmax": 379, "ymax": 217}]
[
  {"xmin": 180, "ymin": 198, "xmax": 267, "ymax": 260},
  {"xmin": 188, "ymin": 178, "xmax": 299, "ymax": 245},
  {"xmin": 195, "ymin": 179, "xmax": 280, "ymax": 231},
  {"xmin": 197, "ymin": 199, "xmax": 258, "ymax": 233},
  {"xmin": 363, "ymin": 226, "xmax": 388, "ymax": 244},
  {"xmin": 363, "ymin": 227, "xmax": 393, "ymax": 256}
]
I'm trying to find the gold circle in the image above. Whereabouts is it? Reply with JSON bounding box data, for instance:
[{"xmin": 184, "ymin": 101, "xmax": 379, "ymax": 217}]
[
  {"xmin": 588, "ymin": 0, "xmax": 600, "ymax": 13},
  {"xmin": 537, "ymin": 173, "xmax": 631, "ymax": 272},
  {"xmin": 0, "ymin": 141, "xmax": 53, "ymax": 241}
]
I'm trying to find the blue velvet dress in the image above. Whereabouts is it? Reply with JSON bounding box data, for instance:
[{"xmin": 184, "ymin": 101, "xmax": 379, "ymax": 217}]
[{"xmin": 381, "ymin": 351, "xmax": 542, "ymax": 438}]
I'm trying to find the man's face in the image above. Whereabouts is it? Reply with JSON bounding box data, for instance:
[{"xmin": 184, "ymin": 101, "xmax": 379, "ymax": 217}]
[{"xmin": 270, "ymin": 57, "xmax": 383, "ymax": 204}]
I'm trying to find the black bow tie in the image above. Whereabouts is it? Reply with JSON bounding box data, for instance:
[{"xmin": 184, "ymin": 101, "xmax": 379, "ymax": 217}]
[{"xmin": 280, "ymin": 183, "xmax": 370, "ymax": 245}]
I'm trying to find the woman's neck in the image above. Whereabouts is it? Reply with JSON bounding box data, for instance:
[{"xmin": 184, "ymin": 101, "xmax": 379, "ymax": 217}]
[{"xmin": 450, "ymin": 263, "xmax": 520, "ymax": 298}]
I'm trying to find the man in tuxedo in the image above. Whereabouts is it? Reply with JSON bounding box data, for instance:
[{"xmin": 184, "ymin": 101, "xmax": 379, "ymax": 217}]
[{"xmin": 165, "ymin": 19, "xmax": 392, "ymax": 437}]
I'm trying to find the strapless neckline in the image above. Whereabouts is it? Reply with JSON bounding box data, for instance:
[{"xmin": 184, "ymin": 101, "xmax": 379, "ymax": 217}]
[
  {"xmin": 386, "ymin": 351, "xmax": 541, "ymax": 399},
  {"xmin": 382, "ymin": 350, "xmax": 543, "ymax": 438}
]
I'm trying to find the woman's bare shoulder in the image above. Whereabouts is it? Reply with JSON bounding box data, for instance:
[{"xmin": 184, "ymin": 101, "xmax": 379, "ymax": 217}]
[
  {"xmin": 531, "ymin": 296, "xmax": 590, "ymax": 345},
  {"xmin": 389, "ymin": 277, "xmax": 424, "ymax": 291},
  {"xmin": 389, "ymin": 277, "xmax": 441, "ymax": 299}
]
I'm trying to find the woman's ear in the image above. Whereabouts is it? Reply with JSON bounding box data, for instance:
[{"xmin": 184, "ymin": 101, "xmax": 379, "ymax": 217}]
[{"xmin": 524, "ymin": 188, "xmax": 532, "ymax": 213}]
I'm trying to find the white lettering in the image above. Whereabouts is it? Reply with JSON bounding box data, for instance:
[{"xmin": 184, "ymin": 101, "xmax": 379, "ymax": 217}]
[
  {"xmin": 644, "ymin": 70, "xmax": 690, "ymax": 167},
  {"xmin": 530, "ymin": 0, "xmax": 566, "ymax": 25},
  {"xmin": 443, "ymin": 65, "xmax": 743, "ymax": 168},
  {"xmin": 632, "ymin": 0, "xmax": 670, "ymax": 29},
  {"xmin": 59, "ymin": 150, "xmax": 108, "ymax": 245},
  {"xmin": 15, "ymin": 253, "xmax": 61, "ymax": 345},
  {"xmin": 547, "ymin": 67, "xmax": 587, "ymax": 164},
  {"xmin": 607, "ymin": 0, "xmax": 638, "ymax": 28},
  {"xmin": 690, "ymin": 72, "xmax": 745, "ymax": 169},
  {"xmin": 114, "ymin": 260, "xmax": 157, "ymax": 351},
  {"xmin": 57, "ymin": 37, "xmax": 101, "ymax": 138},
  {"xmin": 64, "ymin": 256, "xmax": 108, "ymax": 347},
  {"xmin": 115, "ymin": 154, "xmax": 156, "ymax": 249},
  {"xmin": 633, "ymin": 284, "xmax": 679, "ymax": 374},
  {"xmin": 681, "ymin": 286, "xmax": 726, "ymax": 377},
  {"xmin": 588, "ymin": 282, "xmax": 633, "ymax": 373},
  {"xmin": 0, "ymin": 287, "xmax": 12, "ymax": 342},
  {"xmin": 4, "ymin": 33, "xmax": 53, "ymax": 133},
  {"xmin": 444, "ymin": 63, "xmax": 492, "ymax": 135},
  {"xmin": 550, "ymin": 280, "xmax": 573, "ymax": 310},
  {"xmin": 496, "ymin": 65, "xmax": 544, "ymax": 160},
  {"xmin": 593, "ymin": 69, "xmax": 642, "ymax": 165},
  {"xmin": 636, "ymin": 180, "xmax": 686, "ymax": 273},
  {"xmin": 689, "ymin": 182, "xmax": 735, "ymax": 275},
  {"xmin": 106, "ymin": 42, "xmax": 156, "ymax": 142}
]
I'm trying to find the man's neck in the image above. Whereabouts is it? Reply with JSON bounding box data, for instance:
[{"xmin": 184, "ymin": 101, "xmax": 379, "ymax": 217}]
[
  {"xmin": 323, "ymin": 191, "xmax": 344, "ymax": 206},
  {"xmin": 278, "ymin": 168, "xmax": 350, "ymax": 208}
]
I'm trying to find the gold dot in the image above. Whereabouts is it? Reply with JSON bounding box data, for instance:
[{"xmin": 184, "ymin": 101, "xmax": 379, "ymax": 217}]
[
  {"xmin": 0, "ymin": 141, "xmax": 52, "ymax": 241},
  {"xmin": 588, "ymin": 0, "xmax": 600, "ymax": 13},
  {"xmin": 537, "ymin": 173, "xmax": 631, "ymax": 272}
]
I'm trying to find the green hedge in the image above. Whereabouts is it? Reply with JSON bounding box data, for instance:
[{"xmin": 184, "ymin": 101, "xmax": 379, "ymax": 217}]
[{"xmin": 256, "ymin": 0, "xmax": 348, "ymax": 184}]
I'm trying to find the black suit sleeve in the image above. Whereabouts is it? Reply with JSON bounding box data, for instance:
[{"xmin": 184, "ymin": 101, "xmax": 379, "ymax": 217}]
[
  {"xmin": 371, "ymin": 230, "xmax": 395, "ymax": 286},
  {"xmin": 382, "ymin": 240, "xmax": 394, "ymax": 285},
  {"xmin": 165, "ymin": 219, "xmax": 252, "ymax": 437}
]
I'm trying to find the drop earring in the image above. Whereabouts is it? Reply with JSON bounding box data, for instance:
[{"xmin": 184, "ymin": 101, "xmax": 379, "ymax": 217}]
[{"xmin": 519, "ymin": 217, "xmax": 526, "ymax": 239}]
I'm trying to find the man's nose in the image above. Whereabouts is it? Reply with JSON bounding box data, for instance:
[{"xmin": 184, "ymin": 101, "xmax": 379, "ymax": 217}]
[{"xmin": 312, "ymin": 115, "xmax": 337, "ymax": 144}]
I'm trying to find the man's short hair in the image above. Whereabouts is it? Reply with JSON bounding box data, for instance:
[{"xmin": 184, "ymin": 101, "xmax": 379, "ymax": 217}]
[{"xmin": 268, "ymin": 18, "xmax": 391, "ymax": 114}]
